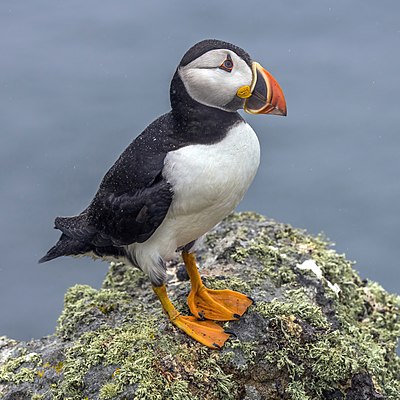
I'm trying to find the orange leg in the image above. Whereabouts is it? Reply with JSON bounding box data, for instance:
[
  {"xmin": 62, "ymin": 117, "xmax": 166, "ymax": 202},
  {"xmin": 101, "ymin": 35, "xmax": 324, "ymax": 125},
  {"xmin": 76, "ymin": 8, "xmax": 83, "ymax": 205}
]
[
  {"xmin": 153, "ymin": 285, "xmax": 230, "ymax": 349},
  {"xmin": 182, "ymin": 251, "xmax": 253, "ymax": 321}
]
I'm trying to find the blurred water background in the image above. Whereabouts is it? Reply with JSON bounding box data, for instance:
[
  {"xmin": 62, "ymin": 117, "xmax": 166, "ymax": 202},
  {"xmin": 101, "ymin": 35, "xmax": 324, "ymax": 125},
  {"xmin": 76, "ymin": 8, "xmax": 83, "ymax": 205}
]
[{"xmin": 1, "ymin": 1, "xmax": 399, "ymax": 340}]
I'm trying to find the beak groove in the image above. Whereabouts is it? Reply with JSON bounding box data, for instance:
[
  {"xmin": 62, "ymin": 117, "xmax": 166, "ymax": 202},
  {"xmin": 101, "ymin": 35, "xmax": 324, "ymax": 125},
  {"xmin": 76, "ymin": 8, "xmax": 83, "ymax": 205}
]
[{"xmin": 244, "ymin": 62, "xmax": 287, "ymax": 116}]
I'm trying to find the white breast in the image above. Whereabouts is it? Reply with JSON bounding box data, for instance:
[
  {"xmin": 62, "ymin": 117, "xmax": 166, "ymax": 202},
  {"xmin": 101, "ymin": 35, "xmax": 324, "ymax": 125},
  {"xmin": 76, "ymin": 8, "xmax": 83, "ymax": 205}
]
[
  {"xmin": 127, "ymin": 121, "xmax": 260, "ymax": 282},
  {"xmin": 165, "ymin": 121, "xmax": 259, "ymax": 213},
  {"xmin": 161, "ymin": 121, "xmax": 260, "ymax": 251}
]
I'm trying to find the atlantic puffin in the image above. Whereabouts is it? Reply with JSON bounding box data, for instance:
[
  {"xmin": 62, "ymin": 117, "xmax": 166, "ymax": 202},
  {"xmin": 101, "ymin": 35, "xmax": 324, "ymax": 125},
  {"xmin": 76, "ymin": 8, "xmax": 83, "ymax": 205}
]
[{"xmin": 40, "ymin": 39, "xmax": 287, "ymax": 349}]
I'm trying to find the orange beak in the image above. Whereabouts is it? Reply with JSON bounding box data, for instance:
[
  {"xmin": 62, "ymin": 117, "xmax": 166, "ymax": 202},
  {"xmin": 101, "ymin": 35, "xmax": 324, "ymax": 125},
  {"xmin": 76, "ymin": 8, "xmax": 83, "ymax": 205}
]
[{"xmin": 244, "ymin": 62, "xmax": 287, "ymax": 116}]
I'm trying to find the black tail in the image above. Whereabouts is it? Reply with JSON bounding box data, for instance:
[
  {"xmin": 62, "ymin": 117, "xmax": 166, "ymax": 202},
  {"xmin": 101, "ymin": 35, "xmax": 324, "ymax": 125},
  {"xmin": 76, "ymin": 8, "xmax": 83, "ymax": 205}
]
[
  {"xmin": 54, "ymin": 213, "xmax": 97, "ymax": 241},
  {"xmin": 38, "ymin": 233, "xmax": 93, "ymax": 263}
]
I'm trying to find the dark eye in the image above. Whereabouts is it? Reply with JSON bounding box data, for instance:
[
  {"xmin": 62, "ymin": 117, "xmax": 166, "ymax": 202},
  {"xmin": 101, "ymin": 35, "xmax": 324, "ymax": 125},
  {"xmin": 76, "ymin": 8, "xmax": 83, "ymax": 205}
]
[{"xmin": 219, "ymin": 54, "xmax": 233, "ymax": 72}]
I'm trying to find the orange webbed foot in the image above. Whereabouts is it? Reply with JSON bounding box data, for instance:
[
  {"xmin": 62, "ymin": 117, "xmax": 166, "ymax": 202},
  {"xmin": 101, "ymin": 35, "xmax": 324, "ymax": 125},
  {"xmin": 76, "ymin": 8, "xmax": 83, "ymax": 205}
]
[
  {"xmin": 153, "ymin": 284, "xmax": 231, "ymax": 349},
  {"xmin": 188, "ymin": 286, "xmax": 253, "ymax": 321},
  {"xmin": 172, "ymin": 314, "xmax": 231, "ymax": 349}
]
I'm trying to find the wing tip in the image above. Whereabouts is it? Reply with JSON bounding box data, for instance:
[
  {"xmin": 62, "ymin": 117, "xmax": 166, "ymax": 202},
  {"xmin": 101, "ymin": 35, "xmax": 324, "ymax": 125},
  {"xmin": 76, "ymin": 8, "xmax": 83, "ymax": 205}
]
[{"xmin": 38, "ymin": 250, "xmax": 59, "ymax": 264}]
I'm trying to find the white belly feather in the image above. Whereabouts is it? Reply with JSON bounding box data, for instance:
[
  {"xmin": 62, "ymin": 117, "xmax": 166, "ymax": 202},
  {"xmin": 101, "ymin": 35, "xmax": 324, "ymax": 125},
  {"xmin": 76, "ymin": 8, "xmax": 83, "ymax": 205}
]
[{"xmin": 127, "ymin": 121, "xmax": 260, "ymax": 283}]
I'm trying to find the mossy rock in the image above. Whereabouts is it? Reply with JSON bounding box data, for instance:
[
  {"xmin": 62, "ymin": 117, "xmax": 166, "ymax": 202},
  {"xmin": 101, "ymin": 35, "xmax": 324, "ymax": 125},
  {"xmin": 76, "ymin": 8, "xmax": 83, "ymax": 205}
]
[{"xmin": 1, "ymin": 212, "xmax": 399, "ymax": 399}]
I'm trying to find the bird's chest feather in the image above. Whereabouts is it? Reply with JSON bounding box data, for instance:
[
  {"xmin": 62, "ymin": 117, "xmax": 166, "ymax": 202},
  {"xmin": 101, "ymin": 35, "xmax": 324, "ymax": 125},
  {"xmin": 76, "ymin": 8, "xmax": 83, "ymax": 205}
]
[{"xmin": 163, "ymin": 122, "xmax": 260, "ymax": 216}]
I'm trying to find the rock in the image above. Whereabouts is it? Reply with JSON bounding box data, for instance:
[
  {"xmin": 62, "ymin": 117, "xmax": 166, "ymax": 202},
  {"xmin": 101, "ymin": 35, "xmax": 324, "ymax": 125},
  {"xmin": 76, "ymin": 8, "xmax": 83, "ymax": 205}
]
[{"xmin": 1, "ymin": 212, "xmax": 399, "ymax": 400}]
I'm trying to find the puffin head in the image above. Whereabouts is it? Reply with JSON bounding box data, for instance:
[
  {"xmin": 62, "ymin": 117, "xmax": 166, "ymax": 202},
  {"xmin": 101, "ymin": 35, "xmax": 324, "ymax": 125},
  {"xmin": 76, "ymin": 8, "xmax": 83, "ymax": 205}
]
[{"xmin": 174, "ymin": 39, "xmax": 287, "ymax": 116}]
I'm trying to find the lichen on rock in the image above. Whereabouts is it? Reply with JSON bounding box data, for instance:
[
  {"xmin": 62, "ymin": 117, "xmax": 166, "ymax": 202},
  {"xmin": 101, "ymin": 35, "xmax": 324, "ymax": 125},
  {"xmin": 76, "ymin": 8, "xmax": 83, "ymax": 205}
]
[{"xmin": 1, "ymin": 212, "xmax": 399, "ymax": 399}]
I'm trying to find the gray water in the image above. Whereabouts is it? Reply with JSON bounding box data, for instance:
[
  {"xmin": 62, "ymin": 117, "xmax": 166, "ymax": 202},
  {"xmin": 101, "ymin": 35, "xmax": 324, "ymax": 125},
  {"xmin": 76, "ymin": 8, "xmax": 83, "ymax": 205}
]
[{"xmin": 1, "ymin": 1, "xmax": 399, "ymax": 341}]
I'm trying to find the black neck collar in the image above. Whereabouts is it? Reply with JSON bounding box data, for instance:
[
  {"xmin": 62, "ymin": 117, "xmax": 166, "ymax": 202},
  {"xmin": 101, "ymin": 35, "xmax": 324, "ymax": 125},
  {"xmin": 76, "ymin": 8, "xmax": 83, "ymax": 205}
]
[{"xmin": 169, "ymin": 71, "xmax": 242, "ymax": 136}]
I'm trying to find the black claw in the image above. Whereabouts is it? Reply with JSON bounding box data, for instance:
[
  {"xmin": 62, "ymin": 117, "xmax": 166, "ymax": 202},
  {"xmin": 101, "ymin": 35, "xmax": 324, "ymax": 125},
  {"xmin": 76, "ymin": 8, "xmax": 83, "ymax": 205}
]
[
  {"xmin": 224, "ymin": 329, "xmax": 237, "ymax": 338},
  {"xmin": 247, "ymin": 295, "xmax": 255, "ymax": 303},
  {"xmin": 212, "ymin": 343, "xmax": 222, "ymax": 349},
  {"xmin": 198, "ymin": 312, "xmax": 205, "ymax": 320},
  {"xmin": 233, "ymin": 313, "xmax": 241, "ymax": 319}
]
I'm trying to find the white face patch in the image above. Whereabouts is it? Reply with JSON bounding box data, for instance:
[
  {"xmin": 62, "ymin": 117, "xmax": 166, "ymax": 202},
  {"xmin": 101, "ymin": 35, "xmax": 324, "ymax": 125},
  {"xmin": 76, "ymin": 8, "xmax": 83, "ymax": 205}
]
[{"xmin": 178, "ymin": 49, "xmax": 252, "ymax": 111}]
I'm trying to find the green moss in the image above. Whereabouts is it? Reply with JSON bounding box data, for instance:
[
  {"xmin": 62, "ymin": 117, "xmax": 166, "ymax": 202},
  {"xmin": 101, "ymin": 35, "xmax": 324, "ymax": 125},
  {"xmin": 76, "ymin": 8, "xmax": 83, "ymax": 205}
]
[
  {"xmin": 54, "ymin": 361, "xmax": 64, "ymax": 374},
  {"xmin": 256, "ymin": 298, "xmax": 329, "ymax": 330},
  {"xmin": 205, "ymin": 275, "xmax": 252, "ymax": 293},
  {"xmin": 253, "ymin": 290, "xmax": 399, "ymax": 398},
  {"xmin": 223, "ymin": 338, "xmax": 258, "ymax": 370},
  {"xmin": 225, "ymin": 211, "xmax": 267, "ymax": 223},
  {"xmin": 0, "ymin": 350, "xmax": 42, "ymax": 384},
  {"xmin": 286, "ymin": 381, "xmax": 310, "ymax": 400},
  {"xmin": 56, "ymin": 284, "xmax": 142, "ymax": 339},
  {"xmin": 99, "ymin": 382, "xmax": 120, "ymax": 399},
  {"xmin": 216, "ymin": 215, "xmax": 329, "ymax": 290}
]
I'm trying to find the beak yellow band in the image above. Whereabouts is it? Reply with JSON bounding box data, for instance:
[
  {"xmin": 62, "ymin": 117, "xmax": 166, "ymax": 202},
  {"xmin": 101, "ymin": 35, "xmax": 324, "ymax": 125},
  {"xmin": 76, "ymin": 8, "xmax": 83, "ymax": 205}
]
[{"xmin": 236, "ymin": 85, "xmax": 252, "ymax": 99}]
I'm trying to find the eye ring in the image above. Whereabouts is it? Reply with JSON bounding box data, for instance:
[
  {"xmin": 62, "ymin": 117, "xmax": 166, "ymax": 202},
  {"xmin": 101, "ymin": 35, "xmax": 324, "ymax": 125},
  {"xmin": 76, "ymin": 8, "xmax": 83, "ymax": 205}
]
[{"xmin": 219, "ymin": 54, "xmax": 233, "ymax": 73}]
